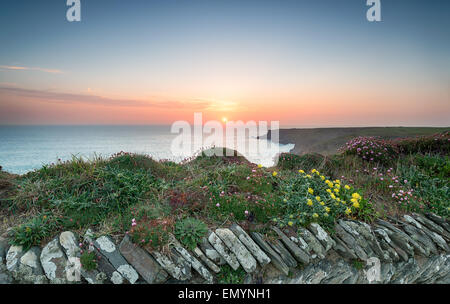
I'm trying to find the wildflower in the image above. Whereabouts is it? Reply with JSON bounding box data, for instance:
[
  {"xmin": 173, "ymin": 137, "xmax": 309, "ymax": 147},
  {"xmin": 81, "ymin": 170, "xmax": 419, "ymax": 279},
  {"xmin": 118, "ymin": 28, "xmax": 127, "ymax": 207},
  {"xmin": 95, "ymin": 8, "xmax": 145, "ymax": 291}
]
[
  {"xmin": 335, "ymin": 179, "xmax": 340, "ymax": 184},
  {"xmin": 345, "ymin": 208, "xmax": 352, "ymax": 215},
  {"xmin": 283, "ymin": 198, "xmax": 287, "ymax": 203},
  {"xmin": 246, "ymin": 176, "xmax": 250, "ymax": 180},
  {"xmin": 334, "ymin": 188, "xmax": 339, "ymax": 194},
  {"xmin": 306, "ymin": 174, "xmax": 312, "ymax": 178},
  {"xmin": 344, "ymin": 185, "xmax": 350, "ymax": 190},
  {"xmin": 272, "ymin": 171, "xmax": 278, "ymax": 177},
  {"xmin": 325, "ymin": 207, "xmax": 331, "ymax": 213},
  {"xmin": 330, "ymin": 194, "xmax": 336, "ymax": 200},
  {"xmin": 245, "ymin": 210, "xmax": 249, "ymax": 216},
  {"xmin": 288, "ymin": 221, "xmax": 294, "ymax": 227},
  {"xmin": 308, "ymin": 188, "xmax": 314, "ymax": 194},
  {"xmin": 324, "ymin": 213, "xmax": 329, "ymax": 217},
  {"xmin": 299, "ymin": 169, "xmax": 305, "ymax": 174},
  {"xmin": 313, "ymin": 213, "xmax": 319, "ymax": 218},
  {"xmin": 258, "ymin": 164, "xmax": 263, "ymax": 168},
  {"xmin": 289, "ymin": 214, "xmax": 294, "ymax": 219},
  {"xmin": 320, "ymin": 201, "xmax": 325, "ymax": 206},
  {"xmin": 352, "ymin": 201, "xmax": 360, "ymax": 208},
  {"xmin": 326, "ymin": 189, "xmax": 332, "ymax": 194},
  {"xmin": 320, "ymin": 175, "xmax": 325, "ymax": 181},
  {"xmin": 216, "ymin": 203, "xmax": 220, "ymax": 207},
  {"xmin": 352, "ymin": 193, "xmax": 361, "ymax": 200},
  {"xmin": 315, "ymin": 196, "xmax": 321, "ymax": 202},
  {"xmin": 307, "ymin": 199, "xmax": 313, "ymax": 206}
]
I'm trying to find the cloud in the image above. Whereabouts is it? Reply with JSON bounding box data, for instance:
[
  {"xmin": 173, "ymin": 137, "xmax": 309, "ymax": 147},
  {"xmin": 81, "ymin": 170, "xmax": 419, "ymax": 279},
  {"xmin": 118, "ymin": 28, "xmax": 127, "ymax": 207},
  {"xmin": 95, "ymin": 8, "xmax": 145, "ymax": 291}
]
[
  {"xmin": 0, "ymin": 65, "xmax": 63, "ymax": 74},
  {"xmin": 0, "ymin": 86, "xmax": 211, "ymax": 110}
]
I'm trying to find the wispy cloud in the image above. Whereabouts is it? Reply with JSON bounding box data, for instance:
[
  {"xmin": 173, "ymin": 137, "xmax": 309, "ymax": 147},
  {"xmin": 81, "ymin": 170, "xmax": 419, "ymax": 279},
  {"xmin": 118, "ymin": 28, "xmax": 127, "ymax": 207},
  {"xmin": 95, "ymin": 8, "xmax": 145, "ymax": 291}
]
[
  {"xmin": 0, "ymin": 86, "xmax": 211, "ymax": 110},
  {"xmin": 0, "ymin": 65, "xmax": 63, "ymax": 74}
]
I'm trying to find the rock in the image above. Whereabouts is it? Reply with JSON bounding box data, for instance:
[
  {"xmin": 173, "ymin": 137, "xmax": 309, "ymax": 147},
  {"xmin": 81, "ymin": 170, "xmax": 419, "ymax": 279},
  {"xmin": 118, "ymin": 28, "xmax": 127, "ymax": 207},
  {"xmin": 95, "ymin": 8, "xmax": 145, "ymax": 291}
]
[
  {"xmin": 215, "ymin": 228, "xmax": 257, "ymax": 273},
  {"xmin": 272, "ymin": 227, "xmax": 309, "ymax": 264},
  {"xmin": 352, "ymin": 221, "xmax": 389, "ymax": 261},
  {"xmin": 119, "ymin": 235, "xmax": 168, "ymax": 284},
  {"xmin": 250, "ymin": 232, "xmax": 290, "ymax": 276},
  {"xmin": 94, "ymin": 236, "xmax": 139, "ymax": 284},
  {"xmin": 0, "ymin": 237, "xmax": 9, "ymax": 264},
  {"xmin": 297, "ymin": 227, "xmax": 326, "ymax": 259},
  {"xmin": 291, "ymin": 235, "xmax": 312, "ymax": 256},
  {"xmin": 14, "ymin": 247, "xmax": 47, "ymax": 284},
  {"xmin": 413, "ymin": 213, "xmax": 450, "ymax": 243},
  {"xmin": 207, "ymin": 231, "xmax": 240, "ymax": 271},
  {"xmin": 403, "ymin": 215, "xmax": 449, "ymax": 252},
  {"xmin": 374, "ymin": 228, "xmax": 405, "ymax": 262},
  {"xmin": 229, "ymin": 224, "xmax": 271, "ymax": 266},
  {"xmin": 308, "ymin": 223, "xmax": 335, "ymax": 252},
  {"xmin": 376, "ymin": 219, "xmax": 424, "ymax": 256},
  {"xmin": 6, "ymin": 245, "xmax": 24, "ymax": 273},
  {"xmin": 331, "ymin": 235, "xmax": 358, "ymax": 260},
  {"xmin": 59, "ymin": 231, "xmax": 81, "ymax": 258},
  {"xmin": 424, "ymin": 213, "xmax": 450, "ymax": 235},
  {"xmin": 267, "ymin": 238, "xmax": 297, "ymax": 268},
  {"xmin": 151, "ymin": 250, "xmax": 192, "ymax": 281},
  {"xmin": 400, "ymin": 222, "xmax": 437, "ymax": 256},
  {"xmin": 173, "ymin": 245, "xmax": 214, "ymax": 283},
  {"xmin": 334, "ymin": 223, "xmax": 368, "ymax": 261},
  {"xmin": 200, "ymin": 237, "xmax": 226, "ymax": 265},
  {"xmin": 390, "ymin": 258, "xmax": 422, "ymax": 284},
  {"xmin": 415, "ymin": 254, "xmax": 449, "ymax": 284},
  {"xmin": 192, "ymin": 247, "xmax": 220, "ymax": 274},
  {"xmin": 338, "ymin": 220, "xmax": 377, "ymax": 259},
  {"xmin": 111, "ymin": 271, "xmax": 124, "ymax": 284},
  {"xmin": 379, "ymin": 263, "xmax": 396, "ymax": 284},
  {"xmin": 321, "ymin": 260, "xmax": 354, "ymax": 284},
  {"xmin": 0, "ymin": 263, "xmax": 13, "ymax": 284},
  {"xmin": 40, "ymin": 238, "xmax": 69, "ymax": 284}
]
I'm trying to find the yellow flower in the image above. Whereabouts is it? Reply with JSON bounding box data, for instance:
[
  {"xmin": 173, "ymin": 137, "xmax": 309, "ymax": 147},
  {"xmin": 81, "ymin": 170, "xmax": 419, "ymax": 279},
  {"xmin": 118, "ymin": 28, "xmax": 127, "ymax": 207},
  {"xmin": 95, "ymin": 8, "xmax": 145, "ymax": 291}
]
[
  {"xmin": 335, "ymin": 184, "xmax": 340, "ymax": 189},
  {"xmin": 283, "ymin": 198, "xmax": 287, "ymax": 202},
  {"xmin": 326, "ymin": 189, "xmax": 332, "ymax": 194},
  {"xmin": 308, "ymin": 188, "xmax": 314, "ymax": 195},
  {"xmin": 315, "ymin": 196, "xmax": 321, "ymax": 202},
  {"xmin": 306, "ymin": 174, "xmax": 312, "ymax": 178},
  {"xmin": 307, "ymin": 199, "xmax": 313, "ymax": 206},
  {"xmin": 342, "ymin": 201, "xmax": 347, "ymax": 205},
  {"xmin": 345, "ymin": 208, "xmax": 352, "ymax": 215},
  {"xmin": 320, "ymin": 175, "xmax": 325, "ymax": 181},
  {"xmin": 313, "ymin": 213, "xmax": 319, "ymax": 218},
  {"xmin": 334, "ymin": 188, "xmax": 339, "ymax": 194},
  {"xmin": 335, "ymin": 179, "xmax": 341, "ymax": 184},
  {"xmin": 258, "ymin": 164, "xmax": 263, "ymax": 168},
  {"xmin": 350, "ymin": 198, "xmax": 358, "ymax": 204},
  {"xmin": 336, "ymin": 198, "xmax": 341, "ymax": 202},
  {"xmin": 272, "ymin": 171, "xmax": 278, "ymax": 177},
  {"xmin": 324, "ymin": 213, "xmax": 329, "ymax": 217},
  {"xmin": 344, "ymin": 185, "xmax": 351, "ymax": 190},
  {"xmin": 289, "ymin": 214, "xmax": 294, "ymax": 219},
  {"xmin": 352, "ymin": 193, "xmax": 361, "ymax": 200},
  {"xmin": 353, "ymin": 201, "xmax": 360, "ymax": 209},
  {"xmin": 299, "ymin": 169, "xmax": 305, "ymax": 174},
  {"xmin": 328, "ymin": 182, "xmax": 334, "ymax": 188},
  {"xmin": 325, "ymin": 207, "xmax": 331, "ymax": 213},
  {"xmin": 288, "ymin": 221, "xmax": 294, "ymax": 227},
  {"xmin": 320, "ymin": 202, "xmax": 325, "ymax": 206},
  {"xmin": 330, "ymin": 194, "xmax": 336, "ymax": 200},
  {"xmin": 311, "ymin": 169, "xmax": 317, "ymax": 173}
]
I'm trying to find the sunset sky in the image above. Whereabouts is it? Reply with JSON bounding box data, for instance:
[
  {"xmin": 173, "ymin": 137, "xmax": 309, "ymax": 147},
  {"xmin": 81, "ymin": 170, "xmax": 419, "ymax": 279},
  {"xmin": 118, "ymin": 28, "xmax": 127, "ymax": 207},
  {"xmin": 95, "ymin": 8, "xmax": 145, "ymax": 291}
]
[{"xmin": 0, "ymin": 0, "xmax": 449, "ymax": 127}]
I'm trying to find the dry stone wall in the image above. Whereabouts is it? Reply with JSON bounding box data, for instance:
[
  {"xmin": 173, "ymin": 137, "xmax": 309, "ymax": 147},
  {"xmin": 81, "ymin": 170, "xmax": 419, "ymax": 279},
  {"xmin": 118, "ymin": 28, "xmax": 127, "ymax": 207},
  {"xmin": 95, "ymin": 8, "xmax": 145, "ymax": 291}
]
[{"xmin": 0, "ymin": 212, "xmax": 449, "ymax": 284}]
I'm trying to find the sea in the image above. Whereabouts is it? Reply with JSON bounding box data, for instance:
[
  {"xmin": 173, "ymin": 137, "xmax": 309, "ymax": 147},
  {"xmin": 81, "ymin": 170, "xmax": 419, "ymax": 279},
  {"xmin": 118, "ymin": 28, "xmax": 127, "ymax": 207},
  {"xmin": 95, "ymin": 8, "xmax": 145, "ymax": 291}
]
[{"xmin": 0, "ymin": 125, "xmax": 294, "ymax": 174}]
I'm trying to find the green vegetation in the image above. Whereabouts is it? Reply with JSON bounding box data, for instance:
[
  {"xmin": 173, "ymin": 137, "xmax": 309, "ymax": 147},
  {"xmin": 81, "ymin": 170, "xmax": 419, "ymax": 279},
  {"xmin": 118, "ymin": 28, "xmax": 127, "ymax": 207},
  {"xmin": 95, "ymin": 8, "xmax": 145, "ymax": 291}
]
[
  {"xmin": 0, "ymin": 132, "xmax": 448, "ymax": 251},
  {"xmin": 80, "ymin": 250, "xmax": 98, "ymax": 271},
  {"xmin": 174, "ymin": 217, "xmax": 208, "ymax": 250},
  {"xmin": 216, "ymin": 265, "xmax": 247, "ymax": 284}
]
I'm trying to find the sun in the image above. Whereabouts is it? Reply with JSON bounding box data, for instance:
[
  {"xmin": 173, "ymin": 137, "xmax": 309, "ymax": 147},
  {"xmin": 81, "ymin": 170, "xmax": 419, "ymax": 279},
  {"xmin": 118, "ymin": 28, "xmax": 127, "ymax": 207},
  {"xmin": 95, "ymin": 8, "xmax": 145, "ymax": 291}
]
[{"xmin": 222, "ymin": 117, "xmax": 228, "ymax": 123}]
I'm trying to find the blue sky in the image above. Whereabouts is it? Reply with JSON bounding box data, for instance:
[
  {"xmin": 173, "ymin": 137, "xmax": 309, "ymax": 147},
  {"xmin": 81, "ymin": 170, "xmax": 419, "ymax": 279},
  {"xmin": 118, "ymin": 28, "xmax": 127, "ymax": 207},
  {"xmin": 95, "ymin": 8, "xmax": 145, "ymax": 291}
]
[{"xmin": 0, "ymin": 0, "xmax": 449, "ymax": 126}]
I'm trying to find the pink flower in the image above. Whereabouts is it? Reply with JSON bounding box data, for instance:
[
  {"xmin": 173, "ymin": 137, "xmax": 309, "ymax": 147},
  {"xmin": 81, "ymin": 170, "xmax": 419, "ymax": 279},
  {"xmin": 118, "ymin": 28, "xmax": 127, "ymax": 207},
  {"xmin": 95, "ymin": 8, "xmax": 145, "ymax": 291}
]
[
  {"xmin": 245, "ymin": 210, "xmax": 249, "ymax": 216},
  {"xmin": 216, "ymin": 203, "xmax": 220, "ymax": 207}
]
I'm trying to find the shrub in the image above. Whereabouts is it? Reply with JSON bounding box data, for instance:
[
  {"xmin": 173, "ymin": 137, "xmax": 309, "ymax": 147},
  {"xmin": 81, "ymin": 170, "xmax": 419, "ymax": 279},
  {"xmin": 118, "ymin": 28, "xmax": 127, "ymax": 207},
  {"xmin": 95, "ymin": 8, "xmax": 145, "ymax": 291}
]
[
  {"xmin": 339, "ymin": 136, "xmax": 397, "ymax": 163},
  {"xmin": 129, "ymin": 217, "xmax": 173, "ymax": 251},
  {"xmin": 80, "ymin": 250, "xmax": 98, "ymax": 271},
  {"xmin": 217, "ymin": 265, "xmax": 247, "ymax": 284},
  {"xmin": 395, "ymin": 132, "xmax": 450, "ymax": 155},
  {"xmin": 277, "ymin": 153, "xmax": 324, "ymax": 171},
  {"xmin": 174, "ymin": 217, "xmax": 208, "ymax": 250}
]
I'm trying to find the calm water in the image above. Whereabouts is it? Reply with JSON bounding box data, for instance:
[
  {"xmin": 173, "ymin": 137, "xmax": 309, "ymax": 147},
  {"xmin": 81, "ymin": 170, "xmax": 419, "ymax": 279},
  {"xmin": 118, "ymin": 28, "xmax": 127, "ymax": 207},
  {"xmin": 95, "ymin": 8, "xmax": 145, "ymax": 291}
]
[{"xmin": 0, "ymin": 126, "xmax": 294, "ymax": 174}]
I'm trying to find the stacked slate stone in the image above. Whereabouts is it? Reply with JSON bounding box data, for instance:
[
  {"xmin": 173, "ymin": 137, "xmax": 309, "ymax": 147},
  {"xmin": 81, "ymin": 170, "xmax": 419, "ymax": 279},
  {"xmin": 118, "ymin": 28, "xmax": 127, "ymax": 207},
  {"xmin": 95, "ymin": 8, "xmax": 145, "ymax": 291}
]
[{"xmin": 0, "ymin": 212, "xmax": 449, "ymax": 284}]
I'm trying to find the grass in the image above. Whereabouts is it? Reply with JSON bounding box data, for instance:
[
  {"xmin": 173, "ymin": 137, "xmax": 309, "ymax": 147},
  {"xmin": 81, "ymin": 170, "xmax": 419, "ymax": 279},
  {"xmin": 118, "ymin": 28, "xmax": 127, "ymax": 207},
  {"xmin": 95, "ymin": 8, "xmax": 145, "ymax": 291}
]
[{"xmin": 0, "ymin": 133, "xmax": 448, "ymax": 251}]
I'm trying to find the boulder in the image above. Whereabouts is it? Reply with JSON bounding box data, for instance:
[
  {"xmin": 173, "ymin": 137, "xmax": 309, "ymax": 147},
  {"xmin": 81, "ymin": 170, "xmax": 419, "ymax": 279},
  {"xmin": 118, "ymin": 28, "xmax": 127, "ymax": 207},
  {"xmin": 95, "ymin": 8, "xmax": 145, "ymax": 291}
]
[
  {"xmin": 267, "ymin": 238, "xmax": 297, "ymax": 268},
  {"xmin": 172, "ymin": 243, "xmax": 214, "ymax": 283},
  {"xmin": 250, "ymin": 232, "xmax": 290, "ymax": 276},
  {"xmin": 229, "ymin": 224, "xmax": 271, "ymax": 266},
  {"xmin": 331, "ymin": 235, "xmax": 358, "ymax": 260},
  {"xmin": 200, "ymin": 237, "xmax": 226, "ymax": 265},
  {"xmin": 215, "ymin": 228, "xmax": 257, "ymax": 273},
  {"xmin": 207, "ymin": 231, "xmax": 240, "ymax": 271},
  {"xmin": 119, "ymin": 235, "xmax": 168, "ymax": 284},
  {"xmin": 14, "ymin": 247, "xmax": 47, "ymax": 284},
  {"xmin": 373, "ymin": 228, "xmax": 404, "ymax": 262},
  {"xmin": 308, "ymin": 223, "xmax": 335, "ymax": 252},
  {"xmin": 40, "ymin": 238, "xmax": 69, "ymax": 284},
  {"xmin": 272, "ymin": 227, "xmax": 309, "ymax": 264},
  {"xmin": 6, "ymin": 245, "xmax": 24, "ymax": 273},
  {"xmin": 192, "ymin": 247, "xmax": 221, "ymax": 273},
  {"xmin": 59, "ymin": 231, "xmax": 81, "ymax": 258},
  {"xmin": 338, "ymin": 220, "xmax": 377, "ymax": 259},
  {"xmin": 334, "ymin": 223, "xmax": 368, "ymax": 261},
  {"xmin": 400, "ymin": 223, "xmax": 437, "ymax": 256},
  {"xmin": 151, "ymin": 249, "xmax": 192, "ymax": 281},
  {"xmin": 424, "ymin": 213, "xmax": 450, "ymax": 235},
  {"xmin": 375, "ymin": 219, "xmax": 423, "ymax": 256},
  {"xmin": 297, "ymin": 227, "xmax": 326, "ymax": 259},
  {"xmin": 94, "ymin": 235, "xmax": 139, "ymax": 284}
]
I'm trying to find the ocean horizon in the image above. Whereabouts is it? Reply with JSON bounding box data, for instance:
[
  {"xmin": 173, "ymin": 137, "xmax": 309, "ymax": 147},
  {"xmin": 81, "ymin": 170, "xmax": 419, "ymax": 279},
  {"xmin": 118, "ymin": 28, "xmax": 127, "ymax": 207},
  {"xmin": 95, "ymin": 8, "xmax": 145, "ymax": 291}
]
[{"xmin": 0, "ymin": 125, "xmax": 294, "ymax": 174}]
